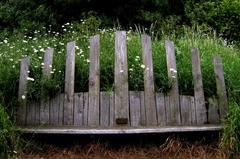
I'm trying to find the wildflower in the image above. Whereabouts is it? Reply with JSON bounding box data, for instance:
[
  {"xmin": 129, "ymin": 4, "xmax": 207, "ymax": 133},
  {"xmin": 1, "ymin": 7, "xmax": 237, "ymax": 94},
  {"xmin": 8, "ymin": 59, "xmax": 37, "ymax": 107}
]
[
  {"xmin": 23, "ymin": 40, "xmax": 28, "ymax": 43},
  {"xmin": 140, "ymin": 64, "xmax": 145, "ymax": 69},
  {"xmin": 27, "ymin": 77, "xmax": 35, "ymax": 81},
  {"xmin": 40, "ymin": 48, "xmax": 45, "ymax": 52},
  {"xmin": 79, "ymin": 49, "xmax": 83, "ymax": 54},
  {"xmin": 50, "ymin": 71, "xmax": 54, "ymax": 74},
  {"xmin": 129, "ymin": 68, "xmax": 133, "ymax": 71},
  {"xmin": 75, "ymin": 45, "xmax": 79, "ymax": 50},
  {"xmin": 41, "ymin": 63, "xmax": 44, "ymax": 66},
  {"xmin": 63, "ymin": 28, "xmax": 67, "ymax": 32},
  {"xmin": 21, "ymin": 95, "xmax": 26, "ymax": 100},
  {"xmin": 86, "ymin": 59, "xmax": 90, "ymax": 63},
  {"xmin": 120, "ymin": 70, "xmax": 124, "ymax": 73},
  {"xmin": 170, "ymin": 68, "xmax": 177, "ymax": 73},
  {"xmin": 38, "ymin": 56, "xmax": 42, "ymax": 59},
  {"xmin": 3, "ymin": 39, "xmax": 8, "ymax": 43},
  {"xmin": 58, "ymin": 70, "xmax": 61, "ymax": 73},
  {"xmin": 49, "ymin": 65, "xmax": 52, "ymax": 68},
  {"xmin": 9, "ymin": 58, "xmax": 13, "ymax": 61}
]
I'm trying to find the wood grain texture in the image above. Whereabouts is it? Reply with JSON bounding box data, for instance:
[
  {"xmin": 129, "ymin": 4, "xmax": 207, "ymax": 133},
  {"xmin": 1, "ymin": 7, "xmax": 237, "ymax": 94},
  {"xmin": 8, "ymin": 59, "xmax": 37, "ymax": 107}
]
[
  {"xmin": 109, "ymin": 92, "xmax": 115, "ymax": 126},
  {"xmin": 129, "ymin": 91, "xmax": 141, "ymax": 127},
  {"xmin": 114, "ymin": 31, "xmax": 129, "ymax": 125},
  {"xmin": 64, "ymin": 41, "xmax": 75, "ymax": 125},
  {"xmin": 208, "ymin": 97, "xmax": 219, "ymax": 124},
  {"xmin": 17, "ymin": 57, "xmax": 29, "ymax": 125},
  {"xmin": 213, "ymin": 57, "xmax": 228, "ymax": 118},
  {"xmin": 50, "ymin": 94, "xmax": 59, "ymax": 126},
  {"xmin": 180, "ymin": 95, "xmax": 191, "ymax": 125},
  {"xmin": 142, "ymin": 35, "xmax": 157, "ymax": 126},
  {"xmin": 156, "ymin": 93, "xmax": 166, "ymax": 126},
  {"xmin": 191, "ymin": 48, "xmax": 207, "ymax": 124},
  {"xmin": 88, "ymin": 35, "xmax": 100, "ymax": 126},
  {"xmin": 83, "ymin": 92, "xmax": 89, "ymax": 126},
  {"xmin": 165, "ymin": 40, "xmax": 181, "ymax": 125},
  {"xmin": 100, "ymin": 92, "xmax": 110, "ymax": 127},
  {"xmin": 74, "ymin": 93, "xmax": 83, "ymax": 126}
]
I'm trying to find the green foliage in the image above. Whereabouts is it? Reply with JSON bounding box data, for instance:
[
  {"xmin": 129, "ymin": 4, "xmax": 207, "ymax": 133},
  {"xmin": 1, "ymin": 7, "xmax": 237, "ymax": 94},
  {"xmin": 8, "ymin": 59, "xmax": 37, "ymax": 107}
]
[
  {"xmin": 220, "ymin": 102, "xmax": 240, "ymax": 157},
  {"xmin": 185, "ymin": 0, "xmax": 240, "ymax": 43},
  {"xmin": 0, "ymin": 105, "xmax": 21, "ymax": 158}
]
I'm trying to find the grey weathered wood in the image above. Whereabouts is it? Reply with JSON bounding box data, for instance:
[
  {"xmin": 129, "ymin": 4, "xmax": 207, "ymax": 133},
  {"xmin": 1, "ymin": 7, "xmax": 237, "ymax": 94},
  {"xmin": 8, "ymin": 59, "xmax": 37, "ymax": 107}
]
[
  {"xmin": 190, "ymin": 96, "xmax": 196, "ymax": 125},
  {"xmin": 58, "ymin": 94, "xmax": 64, "ymax": 125},
  {"xmin": 88, "ymin": 35, "xmax": 100, "ymax": 126},
  {"xmin": 180, "ymin": 95, "xmax": 191, "ymax": 125},
  {"xmin": 109, "ymin": 92, "xmax": 115, "ymax": 126},
  {"xmin": 140, "ymin": 91, "xmax": 146, "ymax": 126},
  {"xmin": 22, "ymin": 125, "xmax": 222, "ymax": 134},
  {"xmin": 191, "ymin": 48, "xmax": 207, "ymax": 124},
  {"xmin": 50, "ymin": 94, "xmax": 59, "ymax": 126},
  {"xmin": 114, "ymin": 31, "xmax": 129, "ymax": 125},
  {"xmin": 35, "ymin": 102, "xmax": 40, "ymax": 125},
  {"xmin": 64, "ymin": 41, "xmax": 75, "ymax": 125},
  {"xmin": 100, "ymin": 92, "xmax": 110, "ymax": 127},
  {"xmin": 165, "ymin": 40, "xmax": 181, "ymax": 125},
  {"xmin": 165, "ymin": 95, "xmax": 171, "ymax": 124},
  {"xmin": 213, "ymin": 56, "xmax": 228, "ymax": 118},
  {"xmin": 17, "ymin": 57, "xmax": 29, "ymax": 125},
  {"xmin": 208, "ymin": 97, "xmax": 219, "ymax": 124},
  {"xmin": 156, "ymin": 93, "xmax": 166, "ymax": 126},
  {"xmin": 74, "ymin": 93, "xmax": 83, "ymax": 126},
  {"xmin": 40, "ymin": 48, "xmax": 54, "ymax": 125},
  {"xmin": 26, "ymin": 102, "xmax": 35, "ymax": 126},
  {"xmin": 83, "ymin": 92, "xmax": 89, "ymax": 126},
  {"xmin": 142, "ymin": 35, "xmax": 157, "ymax": 126},
  {"xmin": 129, "ymin": 91, "xmax": 141, "ymax": 127}
]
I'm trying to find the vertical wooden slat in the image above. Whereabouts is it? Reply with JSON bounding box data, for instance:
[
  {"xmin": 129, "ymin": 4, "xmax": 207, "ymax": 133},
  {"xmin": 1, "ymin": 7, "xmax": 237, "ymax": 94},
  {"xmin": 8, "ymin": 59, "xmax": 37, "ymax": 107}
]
[
  {"xmin": 64, "ymin": 42, "xmax": 75, "ymax": 125},
  {"xmin": 35, "ymin": 102, "xmax": 40, "ymax": 125},
  {"xmin": 40, "ymin": 48, "xmax": 54, "ymax": 125},
  {"xmin": 109, "ymin": 92, "xmax": 115, "ymax": 126},
  {"xmin": 17, "ymin": 57, "xmax": 29, "ymax": 125},
  {"xmin": 58, "ymin": 94, "xmax": 64, "ymax": 125},
  {"xmin": 165, "ymin": 40, "xmax": 181, "ymax": 125},
  {"xmin": 190, "ymin": 96, "xmax": 196, "ymax": 125},
  {"xmin": 88, "ymin": 35, "xmax": 100, "ymax": 126},
  {"xmin": 142, "ymin": 35, "xmax": 157, "ymax": 126},
  {"xmin": 74, "ymin": 93, "xmax": 83, "ymax": 126},
  {"xmin": 207, "ymin": 97, "xmax": 219, "ymax": 124},
  {"xmin": 156, "ymin": 93, "xmax": 166, "ymax": 126},
  {"xmin": 100, "ymin": 92, "xmax": 110, "ymax": 127},
  {"xmin": 140, "ymin": 91, "xmax": 146, "ymax": 126},
  {"xmin": 165, "ymin": 95, "xmax": 171, "ymax": 124},
  {"xmin": 114, "ymin": 31, "xmax": 129, "ymax": 125},
  {"xmin": 191, "ymin": 48, "xmax": 207, "ymax": 124},
  {"xmin": 50, "ymin": 94, "xmax": 59, "ymax": 126},
  {"xmin": 83, "ymin": 92, "xmax": 89, "ymax": 126},
  {"xmin": 180, "ymin": 95, "xmax": 191, "ymax": 125},
  {"xmin": 26, "ymin": 102, "xmax": 35, "ymax": 126},
  {"xmin": 213, "ymin": 56, "xmax": 228, "ymax": 118},
  {"xmin": 129, "ymin": 91, "xmax": 141, "ymax": 127}
]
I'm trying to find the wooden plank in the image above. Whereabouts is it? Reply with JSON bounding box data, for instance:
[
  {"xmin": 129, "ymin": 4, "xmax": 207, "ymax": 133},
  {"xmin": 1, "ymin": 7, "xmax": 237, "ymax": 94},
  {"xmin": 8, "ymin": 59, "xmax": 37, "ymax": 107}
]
[
  {"xmin": 140, "ymin": 91, "xmax": 146, "ymax": 126},
  {"xmin": 180, "ymin": 95, "xmax": 191, "ymax": 125},
  {"xmin": 213, "ymin": 56, "xmax": 228, "ymax": 118},
  {"xmin": 58, "ymin": 94, "xmax": 64, "ymax": 126},
  {"xmin": 50, "ymin": 94, "xmax": 59, "ymax": 126},
  {"xmin": 165, "ymin": 95, "xmax": 171, "ymax": 125},
  {"xmin": 83, "ymin": 92, "xmax": 89, "ymax": 126},
  {"xmin": 88, "ymin": 35, "xmax": 100, "ymax": 126},
  {"xmin": 156, "ymin": 93, "xmax": 166, "ymax": 126},
  {"xmin": 190, "ymin": 96, "xmax": 196, "ymax": 125},
  {"xmin": 74, "ymin": 93, "xmax": 83, "ymax": 126},
  {"xmin": 22, "ymin": 126, "xmax": 222, "ymax": 134},
  {"xmin": 109, "ymin": 92, "xmax": 115, "ymax": 126},
  {"xmin": 100, "ymin": 92, "xmax": 110, "ymax": 127},
  {"xmin": 129, "ymin": 91, "xmax": 141, "ymax": 127},
  {"xmin": 40, "ymin": 48, "xmax": 54, "ymax": 125},
  {"xmin": 165, "ymin": 40, "xmax": 181, "ymax": 125},
  {"xmin": 114, "ymin": 31, "xmax": 129, "ymax": 125},
  {"xmin": 35, "ymin": 102, "xmax": 40, "ymax": 125},
  {"xmin": 142, "ymin": 35, "xmax": 157, "ymax": 126},
  {"xmin": 191, "ymin": 48, "xmax": 207, "ymax": 124},
  {"xmin": 208, "ymin": 97, "xmax": 219, "ymax": 124},
  {"xmin": 64, "ymin": 41, "xmax": 75, "ymax": 125},
  {"xmin": 17, "ymin": 57, "xmax": 29, "ymax": 125},
  {"xmin": 26, "ymin": 102, "xmax": 35, "ymax": 126}
]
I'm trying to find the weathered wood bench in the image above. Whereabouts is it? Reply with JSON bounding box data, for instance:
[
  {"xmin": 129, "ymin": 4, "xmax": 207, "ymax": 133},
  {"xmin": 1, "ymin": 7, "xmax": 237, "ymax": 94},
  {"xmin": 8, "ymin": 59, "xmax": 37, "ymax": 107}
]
[{"xmin": 17, "ymin": 31, "xmax": 228, "ymax": 134}]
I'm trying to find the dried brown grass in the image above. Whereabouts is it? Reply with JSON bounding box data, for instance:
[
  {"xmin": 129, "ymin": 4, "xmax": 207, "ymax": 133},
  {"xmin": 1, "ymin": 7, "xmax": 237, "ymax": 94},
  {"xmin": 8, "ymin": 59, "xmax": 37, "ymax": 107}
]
[{"xmin": 18, "ymin": 137, "xmax": 229, "ymax": 159}]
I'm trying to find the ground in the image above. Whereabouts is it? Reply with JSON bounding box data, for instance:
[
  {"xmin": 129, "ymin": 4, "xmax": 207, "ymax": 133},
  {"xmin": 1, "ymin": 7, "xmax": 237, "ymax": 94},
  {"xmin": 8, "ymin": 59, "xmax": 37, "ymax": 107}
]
[{"xmin": 17, "ymin": 132, "xmax": 235, "ymax": 159}]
